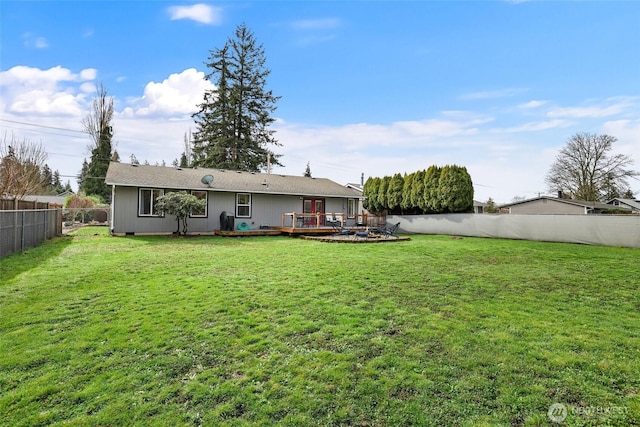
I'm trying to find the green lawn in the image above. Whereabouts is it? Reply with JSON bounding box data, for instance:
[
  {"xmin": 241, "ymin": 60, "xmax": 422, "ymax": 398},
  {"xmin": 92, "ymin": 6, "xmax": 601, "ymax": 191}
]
[{"xmin": 1, "ymin": 227, "xmax": 638, "ymax": 426}]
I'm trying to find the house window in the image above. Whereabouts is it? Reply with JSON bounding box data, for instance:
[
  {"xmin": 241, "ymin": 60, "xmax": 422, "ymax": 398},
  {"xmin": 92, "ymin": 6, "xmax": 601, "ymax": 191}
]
[
  {"xmin": 191, "ymin": 190, "xmax": 207, "ymax": 217},
  {"xmin": 347, "ymin": 198, "xmax": 357, "ymax": 218},
  {"xmin": 236, "ymin": 193, "xmax": 251, "ymax": 218},
  {"xmin": 139, "ymin": 188, "xmax": 164, "ymax": 216}
]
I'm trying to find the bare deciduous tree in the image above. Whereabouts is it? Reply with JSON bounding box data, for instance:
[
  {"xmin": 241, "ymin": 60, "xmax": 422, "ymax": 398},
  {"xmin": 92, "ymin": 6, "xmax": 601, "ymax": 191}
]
[
  {"xmin": 82, "ymin": 83, "xmax": 114, "ymax": 152},
  {"xmin": 81, "ymin": 83, "xmax": 114, "ymax": 202},
  {"xmin": 0, "ymin": 133, "xmax": 48, "ymax": 200},
  {"xmin": 545, "ymin": 132, "xmax": 638, "ymax": 201}
]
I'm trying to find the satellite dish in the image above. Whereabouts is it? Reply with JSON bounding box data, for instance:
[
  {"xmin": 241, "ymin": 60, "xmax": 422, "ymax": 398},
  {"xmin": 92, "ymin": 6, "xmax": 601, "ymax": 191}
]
[{"xmin": 201, "ymin": 174, "xmax": 214, "ymax": 186}]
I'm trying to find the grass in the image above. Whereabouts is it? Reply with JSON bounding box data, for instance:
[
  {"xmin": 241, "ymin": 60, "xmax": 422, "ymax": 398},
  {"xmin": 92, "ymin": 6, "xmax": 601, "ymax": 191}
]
[{"xmin": 1, "ymin": 227, "xmax": 638, "ymax": 426}]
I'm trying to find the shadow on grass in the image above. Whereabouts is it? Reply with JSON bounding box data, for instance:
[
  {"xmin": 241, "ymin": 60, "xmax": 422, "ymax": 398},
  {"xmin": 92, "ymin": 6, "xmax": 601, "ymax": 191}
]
[{"xmin": 0, "ymin": 235, "xmax": 74, "ymax": 283}]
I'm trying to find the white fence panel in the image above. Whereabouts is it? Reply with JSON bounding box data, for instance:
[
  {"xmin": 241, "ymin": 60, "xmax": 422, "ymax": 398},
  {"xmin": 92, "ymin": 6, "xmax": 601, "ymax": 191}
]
[{"xmin": 389, "ymin": 214, "xmax": 640, "ymax": 248}]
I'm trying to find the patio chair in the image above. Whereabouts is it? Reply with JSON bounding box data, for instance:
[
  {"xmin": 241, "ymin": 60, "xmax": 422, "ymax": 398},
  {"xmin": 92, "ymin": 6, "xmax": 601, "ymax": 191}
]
[
  {"xmin": 381, "ymin": 222, "xmax": 400, "ymax": 238},
  {"xmin": 331, "ymin": 220, "xmax": 352, "ymax": 236},
  {"xmin": 368, "ymin": 221, "xmax": 386, "ymax": 235}
]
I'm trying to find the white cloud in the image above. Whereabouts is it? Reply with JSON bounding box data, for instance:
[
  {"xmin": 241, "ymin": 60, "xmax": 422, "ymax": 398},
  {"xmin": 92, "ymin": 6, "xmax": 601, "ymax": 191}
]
[
  {"xmin": 0, "ymin": 65, "xmax": 96, "ymax": 115},
  {"xmin": 291, "ymin": 18, "xmax": 341, "ymax": 30},
  {"xmin": 79, "ymin": 68, "xmax": 98, "ymax": 81},
  {"xmin": 548, "ymin": 97, "xmax": 637, "ymax": 119},
  {"xmin": 0, "ymin": 65, "xmax": 96, "ymax": 89},
  {"xmin": 22, "ymin": 33, "xmax": 49, "ymax": 49},
  {"xmin": 518, "ymin": 100, "xmax": 547, "ymax": 109},
  {"xmin": 34, "ymin": 37, "xmax": 49, "ymax": 49},
  {"xmin": 289, "ymin": 17, "xmax": 341, "ymax": 46},
  {"xmin": 498, "ymin": 119, "xmax": 571, "ymax": 133},
  {"xmin": 122, "ymin": 68, "xmax": 214, "ymax": 118},
  {"xmin": 167, "ymin": 4, "xmax": 222, "ymax": 25},
  {"xmin": 79, "ymin": 82, "xmax": 96, "ymax": 93},
  {"xmin": 460, "ymin": 88, "xmax": 528, "ymax": 100}
]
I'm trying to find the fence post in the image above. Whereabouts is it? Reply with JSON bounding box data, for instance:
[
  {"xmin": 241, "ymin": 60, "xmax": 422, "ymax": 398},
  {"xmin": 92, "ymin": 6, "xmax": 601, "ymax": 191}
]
[{"xmin": 20, "ymin": 210, "xmax": 25, "ymax": 252}]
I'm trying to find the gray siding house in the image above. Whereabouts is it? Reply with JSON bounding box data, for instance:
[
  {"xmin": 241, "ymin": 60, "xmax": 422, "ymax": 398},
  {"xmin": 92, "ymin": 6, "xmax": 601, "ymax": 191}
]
[
  {"xmin": 606, "ymin": 198, "xmax": 640, "ymax": 213},
  {"xmin": 104, "ymin": 162, "xmax": 363, "ymax": 235},
  {"xmin": 499, "ymin": 196, "xmax": 627, "ymax": 215}
]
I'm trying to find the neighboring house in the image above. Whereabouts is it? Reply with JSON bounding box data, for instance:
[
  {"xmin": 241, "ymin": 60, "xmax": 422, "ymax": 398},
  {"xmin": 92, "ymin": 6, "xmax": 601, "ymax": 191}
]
[
  {"xmin": 22, "ymin": 191, "xmax": 73, "ymax": 206},
  {"xmin": 606, "ymin": 198, "xmax": 640, "ymax": 213},
  {"xmin": 499, "ymin": 196, "xmax": 630, "ymax": 215},
  {"xmin": 345, "ymin": 182, "xmax": 363, "ymax": 192},
  {"xmin": 473, "ymin": 200, "xmax": 487, "ymax": 214},
  {"xmin": 104, "ymin": 162, "xmax": 364, "ymax": 235}
]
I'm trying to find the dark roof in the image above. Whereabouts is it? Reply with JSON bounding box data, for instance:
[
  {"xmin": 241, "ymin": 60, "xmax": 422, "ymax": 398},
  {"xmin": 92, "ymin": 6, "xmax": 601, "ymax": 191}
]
[
  {"xmin": 499, "ymin": 196, "xmax": 628, "ymax": 211},
  {"xmin": 105, "ymin": 162, "xmax": 362, "ymax": 198}
]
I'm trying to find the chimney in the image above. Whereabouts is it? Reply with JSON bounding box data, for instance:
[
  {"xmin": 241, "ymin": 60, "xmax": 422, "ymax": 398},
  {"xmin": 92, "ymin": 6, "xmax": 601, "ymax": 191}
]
[
  {"xmin": 361, "ymin": 172, "xmax": 364, "ymax": 186},
  {"xmin": 557, "ymin": 190, "xmax": 563, "ymax": 199}
]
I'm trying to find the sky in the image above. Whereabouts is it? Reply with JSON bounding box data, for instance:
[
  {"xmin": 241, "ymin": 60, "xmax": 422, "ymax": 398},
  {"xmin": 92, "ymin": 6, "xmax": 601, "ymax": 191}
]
[{"xmin": 1, "ymin": 1, "xmax": 639, "ymax": 204}]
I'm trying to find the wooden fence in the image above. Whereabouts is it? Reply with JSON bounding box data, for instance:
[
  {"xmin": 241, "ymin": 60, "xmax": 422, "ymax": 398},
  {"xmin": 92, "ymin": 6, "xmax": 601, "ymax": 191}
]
[{"xmin": 0, "ymin": 198, "xmax": 63, "ymax": 258}]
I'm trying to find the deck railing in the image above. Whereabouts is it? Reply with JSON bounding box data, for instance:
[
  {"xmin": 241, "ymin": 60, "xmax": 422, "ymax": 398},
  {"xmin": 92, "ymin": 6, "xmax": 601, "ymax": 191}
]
[{"xmin": 281, "ymin": 212, "xmax": 385, "ymax": 230}]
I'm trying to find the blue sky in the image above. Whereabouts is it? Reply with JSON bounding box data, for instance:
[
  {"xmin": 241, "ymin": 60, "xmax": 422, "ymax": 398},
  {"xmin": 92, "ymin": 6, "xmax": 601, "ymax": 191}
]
[{"xmin": 1, "ymin": 1, "xmax": 639, "ymax": 203}]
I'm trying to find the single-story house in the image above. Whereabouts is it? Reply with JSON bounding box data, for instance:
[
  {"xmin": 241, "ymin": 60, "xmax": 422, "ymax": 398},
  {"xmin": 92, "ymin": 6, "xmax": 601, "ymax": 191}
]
[
  {"xmin": 606, "ymin": 198, "xmax": 640, "ymax": 213},
  {"xmin": 104, "ymin": 162, "xmax": 364, "ymax": 235},
  {"xmin": 499, "ymin": 196, "xmax": 630, "ymax": 215},
  {"xmin": 22, "ymin": 191, "xmax": 74, "ymax": 206},
  {"xmin": 473, "ymin": 200, "xmax": 487, "ymax": 214}
]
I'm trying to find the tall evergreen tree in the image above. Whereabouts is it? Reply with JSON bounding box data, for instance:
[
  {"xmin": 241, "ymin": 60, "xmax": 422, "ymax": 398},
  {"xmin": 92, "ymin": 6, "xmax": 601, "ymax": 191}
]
[
  {"xmin": 437, "ymin": 165, "xmax": 474, "ymax": 213},
  {"xmin": 363, "ymin": 177, "xmax": 380, "ymax": 212},
  {"xmin": 304, "ymin": 162, "xmax": 312, "ymax": 177},
  {"xmin": 40, "ymin": 164, "xmax": 53, "ymax": 193},
  {"xmin": 81, "ymin": 84, "xmax": 114, "ymax": 203},
  {"xmin": 51, "ymin": 170, "xmax": 65, "ymax": 194},
  {"xmin": 77, "ymin": 159, "xmax": 89, "ymax": 190},
  {"xmin": 193, "ymin": 23, "xmax": 282, "ymax": 171},
  {"xmin": 179, "ymin": 152, "xmax": 189, "ymax": 168},
  {"xmin": 423, "ymin": 165, "xmax": 442, "ymax": 213},
  {"xmin": 377, "ymin": 176, "xmax": 390, "ymax": 211},
  {"xmin": 386, "ymin": 173, "xmax": 404, "ymax": 213},
  {"xmin": 409, "ymin": 169, "xmax": 426, "ymax": 212},
  {"xmin": 400, "ymin": 172, "xmax": 414, "ymax": 212}
]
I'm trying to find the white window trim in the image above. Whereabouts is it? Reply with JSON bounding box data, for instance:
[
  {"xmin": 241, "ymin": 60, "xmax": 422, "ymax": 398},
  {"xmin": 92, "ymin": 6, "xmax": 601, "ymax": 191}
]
[
  {"xmin": 236, "ymin": 193, "xmax": 252, "ymax": 218},
  {"xmin": 347, "ymin": 198, "xmax": 357, "ymax": 219},
  {"xmin": 190, "ymin": 190, "xmax": 208, "ymax": 218},
  {"xmin": 139, "ymin": 188, "xmax": 164, "ymax": 217}
]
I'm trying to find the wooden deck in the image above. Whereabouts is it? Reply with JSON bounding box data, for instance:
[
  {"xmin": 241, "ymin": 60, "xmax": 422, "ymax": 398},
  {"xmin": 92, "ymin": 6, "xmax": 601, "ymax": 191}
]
[
  {"xmin": 276, "ymin": 226, "xmax": 362, "ymax": 236},
  {"xmin": 214, "ymin": 226, "xmax": 367, "ymax": 237},
  {"xmin": 214, "ymin": 213, "xmax": 386, "ymax": 237},
  {"xmin": 214, "ymin": 229, "xmax": 283, "ymax": 237}
]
